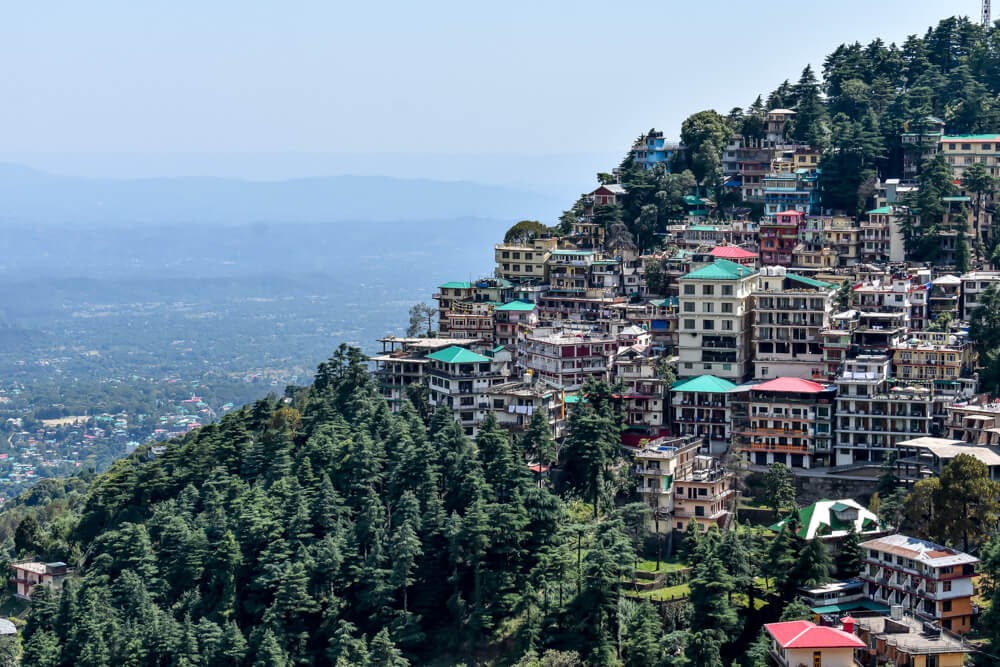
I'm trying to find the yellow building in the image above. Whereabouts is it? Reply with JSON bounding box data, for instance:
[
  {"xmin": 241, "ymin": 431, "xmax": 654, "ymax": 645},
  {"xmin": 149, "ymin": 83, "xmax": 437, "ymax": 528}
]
[
  {"xmin": 494, "ymin": 238, "xmax": 556, "ymax": 284},
  {"xmin": 890, "ymin": 330, "xmax": 973, "ymax": 386},
  {"xmin": 940, "ymin": 133, "xmax": 1000, "ymax": 179}
]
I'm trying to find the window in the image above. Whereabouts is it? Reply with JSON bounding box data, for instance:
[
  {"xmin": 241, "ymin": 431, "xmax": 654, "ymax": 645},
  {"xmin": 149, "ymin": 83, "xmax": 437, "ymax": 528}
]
[
  {"xmin": 943, "ymin": 599, "xmax": 952, "ymax": 612},
  {"xmin": 703, "ymin": 320, "xmax": 714, "ymax": 330},
  {"xmin": 684, "ymin": 285, "xmax": 696, "ymax": 295},
  {"xmin": 813, "ymin": 652, "xmax": 822, "ymax": 667},
  {"xmin": 722, "ymin": 320, "xmax": 733, "ymax": 331},
  {"xmin": 702, "ymin": 285, "xmax": 714, "ymax": 296},
  {"xmin": 721, "ymin": 303, "xmax": 733, "ymax": 313},
  {"xmin": 684, "ymin": 319, "xmax": 696, "ymax": 329},
  {"xmin": 684, "ymin": 302, "xmax": 695, "ymax": 312},
  {"xmin": 722, "ymin": 285, "xmax": 733, "ymax": 296},
  {"xmin": 944, "ymin": 580, "xmax": 952, "ymax": 592},
  {"xmin": 684, "ymin": 362, "xmax": 693, "ymax": 369},
  {"xmin": 962, "ymin": 143, "xmax": 972, "ymax": 150},
  {"xmin": 703, "ymin": 303, "xmax": 714, "ymax": 313}
]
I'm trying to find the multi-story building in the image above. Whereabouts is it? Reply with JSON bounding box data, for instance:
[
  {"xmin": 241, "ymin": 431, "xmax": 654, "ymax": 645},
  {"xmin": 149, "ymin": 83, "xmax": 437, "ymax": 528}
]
[
  {"xmin": 895, "ymin": 436, "xmax": 1000, "ymax": 483},
  {"xmin": 485, "ymin": 377, "xmax": 564, "ymax": 439},
  {"xmin": 765, "ymin": 108, "xmax": 795, "ymax": 143},
  {"xmin": 612, "ymin": 344, "xmax": 667, "ymax": 432},
  {"xmin": 10, "ymin": 561, "xmax": 71, "ymax": 600},
  {"xmin": 372, "ymin": 336, "xmax": 485, "ymax": 412},
  {"xmin": 762, "ymin": 169, "xmax": 819, "ymax": 217},
  {"xmin": 752, "ymin": 267, "xmax": 835, "ymax": 380},
  {"xmin": 946, "ymin": 397, "xmax": 1000, "ymax": 444},
  {"xmin": 427, "ymin": 345, "xmax": 511, "ymax": 436},
  {"xmin": 859, "ymin": 534, "xmax": 978, "ymax": 634},
  {"xmin": 890, "ymin": 330, "xmax": 975, "ymax": 395},
  {"xmin": 435, "ymin": 277, "xmax": 514, "ymax": 342},
  {"xmin": 677, "ymin": 259, "xmax": 757, "ymax": 381},
  {"xmin": 632, "ymin": 435, "xmax": 735, "ymax": 535},
  {"xmin": 631, "ymin": 129, "xmax": 684, "ymax": 170},
  {"xmin": 927, "ymin": 275, "xmax": 961, "ymax": 325},
  {"xmin": 819, "ymin": 322, "xmax": 855, "ymax": 382},
  {"xmin": 861, "ymin": 206, "xmax": 906, "ymax": 264},
  {"xmin": 822, "ymin": 216, "xmax": 861, "ymax": 266},
  {"xmin": 494, "ymin": 238, "xmax": 556, "ymax": 284},
  {"xmin": 900, "ymin": 115, "xmax": 945, "ymax": 178},
  {"xmin": 632, "ymin": 434, "xmax": 701, "ymax": 536},
  {"xmin": 834, "ymin": 355, "xmax": 937, "ymax": 466},
  {"xmin": 494, "ymin": 301, "xmax": 538, "ymax": 349},
  {"xmin": 960, "ymin": 270, "xmax": 1000, "ymax": 320},
  {"xmin": 939, "ymin": 133, "xmax": 1000, "ymax": 179},
  {"xmin": 738, "ymin": 143, "xmax": 772, "ymax": 202},
  {"xmin": 670, "ymin": 374, "xmax": 736, "ymax": 455},
  {"xmin": 855, "ymin": 611, "xmax": 969, "ymax": 667},
  {"xmin": 673, "ymin": 455, "xmax": 736, "ymax": 531},
  {"xmin": 737, "ymin": 377, "xmax": 837, "ymax": 468},
  {"xmin": 760, "ymin": 210, "xmax": 803, "ymax": 266},
  {"xmin": 523, "ymin": 328, "xmax": 615, "ymax": 390}
]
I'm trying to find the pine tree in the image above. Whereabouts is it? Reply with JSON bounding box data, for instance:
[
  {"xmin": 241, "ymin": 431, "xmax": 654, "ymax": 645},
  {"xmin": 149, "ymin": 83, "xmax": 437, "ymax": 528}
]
[{"xmin": 836, "ymin": 524, "xmax": 863, "ymax": 578}]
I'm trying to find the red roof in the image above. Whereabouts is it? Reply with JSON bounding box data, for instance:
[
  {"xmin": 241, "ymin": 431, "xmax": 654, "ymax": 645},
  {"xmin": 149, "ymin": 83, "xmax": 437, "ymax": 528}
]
[
  {"xmin": 765, "ymin": 621, "xmax": 865, "ymax": 649},
  {"xmin": 775, "ymin": 210, "xmax": 804, "ymax": 217},
  {"xmin": 754, "ymin": 377, "xmax": 829, "ymax": 394},
  {"xmin": 710, "ymin": 246, "xmax": 758, "ymax": 259}
]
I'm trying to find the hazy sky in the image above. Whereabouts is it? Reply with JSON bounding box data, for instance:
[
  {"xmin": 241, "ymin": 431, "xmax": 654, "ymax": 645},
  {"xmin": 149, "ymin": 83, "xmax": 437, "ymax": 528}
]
[{"xmin": 0, "ymin": 1, "xmax": 979, "ymax": 181}]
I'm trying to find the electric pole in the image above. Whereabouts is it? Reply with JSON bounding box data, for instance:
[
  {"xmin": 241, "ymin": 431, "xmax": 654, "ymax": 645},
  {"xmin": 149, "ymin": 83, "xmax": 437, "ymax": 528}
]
[{"xmin": 985, "ymin": 0, "xmax": 993, "ymax": 27}]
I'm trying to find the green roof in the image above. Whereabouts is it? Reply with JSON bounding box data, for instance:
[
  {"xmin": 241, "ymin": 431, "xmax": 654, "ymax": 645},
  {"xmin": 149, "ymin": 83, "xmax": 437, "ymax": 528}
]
[
  {"xmin": 426, "ymin": 346, "xmax": 491, "ymax": 364},
  {"xmin": 551, "ymin": 249, "xmax": 594, "ymax": 255},
  {"xmin": 689, "ymin": 225, "xmax": 718, "ymax": 231},
  {"xmin": 439, "ymin": 281, "xmax": 472, "ymax": 289},
  {"xmin": 811, "ymin": 600, "xmax": 890, "ymax": 615},
  {"xmin": 680, "ymin": 259, "xmax": 755, "ymax": 281},
  {"xmin": 496, "ymin": 301, "xmax": 536, "ymax": 312},
  {"xmin": 787, "ymin": 273, "xmax": 835, "ymax": 289},
  {"xmin": 942, "ymin": 196, "xmax": 971, "ymax": 202},
  {"xmin": 866, "ymin": 206, "xmax": 893, "ymax": 215},
  {"xmin": 942, "ymin": 134, "xmax": 1000, "ymax": 141},
  {"xmin": 671, "ymin": 375, "xmax": 737, "ymax": 394},
  {"xmin": 563, "ymin": 395, "xmax": 583, "ymax": 404},
  {"xmin": 683, "ymin": 195, "xmax": 702, "ymax": 205}
]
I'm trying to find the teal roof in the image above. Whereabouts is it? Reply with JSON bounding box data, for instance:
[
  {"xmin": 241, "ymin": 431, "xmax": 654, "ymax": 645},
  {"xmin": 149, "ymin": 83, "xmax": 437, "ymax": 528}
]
[
  {"xmin": 811, "ymin": 600, "xmax": 890, "ymax": 615},
  {"xmin": 564, "ymin": 395, "xmax": 582, "ymax": 404},
  {"xmin": 689, "ymin": 225, "xmax": 718, "ymax": 231},
  {"xmin": 439, "ymin": 281, "xmax": 472, "ymax": 289},
  {"xmin": 942, "ymin": 134, "xmax": 1000, "ymax": 141},
  {"xmin": 866, "ymin": 206, "xmax": 892, "ymax": 215},
  {"xmin": 671, "ymin": 375, "xmax": 737, "ymax": 394},
  {"xmin": 648, "ymin": 297, "xmax": 679, "ymax": 307},
  {"xmin": 426, "ymin": 346, "xmax": 491, "ymax": 364},
  {"xmin": 787, "ymin": 273, "xmax": 835, "ymax": 289},
  {"xmin": 551, "ymin": 249, "xmax": 594, "ymax": 256},
  {"xmin": 680, "ymin": 259, "xmax": 755, "ymax": 281},
  {"xmin": 496, "ymin": 301, "xmax": 536, "ymax": 312},
  {"xmin": 942, "ymin": 196, "xmax": 971, "ymax": 202},
  {"xmin": 683, "ymin": 195, "xmax": 702, "ymax": 205}
]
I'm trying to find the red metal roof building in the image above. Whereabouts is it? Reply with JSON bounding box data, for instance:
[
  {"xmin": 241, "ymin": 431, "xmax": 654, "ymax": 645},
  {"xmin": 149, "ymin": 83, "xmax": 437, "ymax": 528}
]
[
  {"xmin": 709, "ymin": 245, "xmax": 759, "ymax": 267},
  {"xmin": 765, "ymin": 620, "xmax": 864, "ymax": 666},
  {"xmin": 735, "ymin": 377, "xmax": 837, "ymax": 469}
]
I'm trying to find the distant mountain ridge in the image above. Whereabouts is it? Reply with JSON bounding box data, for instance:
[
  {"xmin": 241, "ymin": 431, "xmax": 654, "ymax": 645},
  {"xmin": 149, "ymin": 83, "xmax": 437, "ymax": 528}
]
[{"xmin": 0, "ymin": 164, "xmax": 564, "ymax": 225}]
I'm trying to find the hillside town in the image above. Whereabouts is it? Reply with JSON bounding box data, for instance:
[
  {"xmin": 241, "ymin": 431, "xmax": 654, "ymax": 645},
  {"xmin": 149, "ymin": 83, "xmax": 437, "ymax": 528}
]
[{"xmin": 368, "ymin": 110, "xmax": 1000, "ymax": 660}]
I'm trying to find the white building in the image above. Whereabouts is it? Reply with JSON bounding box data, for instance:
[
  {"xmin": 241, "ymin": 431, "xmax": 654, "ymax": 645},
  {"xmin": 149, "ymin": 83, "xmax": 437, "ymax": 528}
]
[{"xmin": 677, "ymin": 259, "xmax": 757, "ymax": 382}]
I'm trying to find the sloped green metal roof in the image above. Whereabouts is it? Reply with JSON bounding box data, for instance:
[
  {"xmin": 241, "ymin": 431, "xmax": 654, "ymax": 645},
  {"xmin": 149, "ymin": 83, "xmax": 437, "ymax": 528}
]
[
  {"xmin": 496, "ymin": 301, "xmax": 536, "ymax": 311},
  {"xmin": 942, "ymin": 134, "xmax": 1000, "ymax": 141},
  {"xmin": 439, "ymin": 281, "xmax": 472, "ymax": 289},
  {"xmin": 671, "ymin": 375, "xmax": 737, "ymax": 393},
  {"xmin": 866, "ymin": 206, "xmax": 892, "ymax": 215},
  {"xmin": 681, "ymin": 258, "xmax": 755, "ymax": 280},
  {"xmin": 787, "ymin": 273, "xmax": 835, "ymax": 289},
  {"xmin": 426, "ymin": 347, "xmax": 491, "ymax": 364}
]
